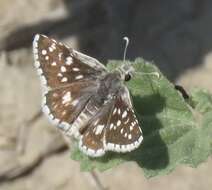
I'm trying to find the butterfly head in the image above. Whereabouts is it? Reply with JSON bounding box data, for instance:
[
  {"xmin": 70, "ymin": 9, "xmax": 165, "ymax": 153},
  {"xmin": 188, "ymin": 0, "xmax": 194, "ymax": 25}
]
[
  {"xmin": 116, "ymin": 37, "xmax": 135, "ymax": 82},
  {"xmin": 117, "ymin": 63, "xmax": 135, "ymax": 82}
]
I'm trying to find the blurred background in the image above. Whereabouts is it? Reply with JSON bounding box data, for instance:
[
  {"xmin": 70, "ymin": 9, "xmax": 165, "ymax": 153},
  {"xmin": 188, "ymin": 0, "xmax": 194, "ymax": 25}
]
[{"xmin": 0, "ymin": 0, "xmax": 211, "ymax": 189}]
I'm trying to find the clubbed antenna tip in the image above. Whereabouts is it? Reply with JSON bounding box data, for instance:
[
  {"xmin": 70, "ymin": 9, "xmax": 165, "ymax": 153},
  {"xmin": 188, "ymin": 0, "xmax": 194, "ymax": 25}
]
[{"xmin": 123, "ymin": 37, "xmax": 129, "ymax": 62}]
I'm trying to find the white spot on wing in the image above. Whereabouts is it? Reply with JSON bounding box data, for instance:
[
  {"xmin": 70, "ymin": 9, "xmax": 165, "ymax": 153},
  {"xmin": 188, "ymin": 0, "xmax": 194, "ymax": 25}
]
[
  {"xmin": 72, "ymin": 99, "xmax": 79, "ymax": 106},
  {"xmin": 51, "ymin": 43, "xmax": 56, "ymax": 50},
  {"xmin": 124, "ymin": 118, "xmax": 129, "ymax": 124},
  {"xmin": 94, "ymin": 119, "xmax": 99, "ymax": 126},
  {"xmin": 51, "ymin": 62, "xmax": 56, "ymax": 66},
  {"xmin": 49, "ymin": 47, "xmax": 53, "ymax": 52},
  {"xmin": 42, "ymin": 50, "xmax": 47, "ymax": 55},
  {"xmin": 57, "ymin": 73, "xmax": 63, "ymax": 77},
  {"xmin": 62, "ymin": 91, "xmax": 71, "ymax": 104},
  {"xmin": 113, "ymin": 108, "xmax": 117, "ymax": 115},
  {"xmin": 61, "ymin": 77, "xmax": 68, "ymax": 82},
  {"xmin": 132, "ymin": 121, "xmax": 136, "ymax": 127},
  {"xmin": 73, "ymin": 67, "xmax": 80, "ymax": 71},
  {"xmin": 75, "ymin": 75, "xmax": 83, "ymax": 80},
  {"xmin": 61, "ymin": 66, "xmax": 66, "ymax": 72},
  {"xmin": 58, "ymin": 52, "xmax": 63, "ymax": 60},
  {"xmin": 117, "ymin": 120, "xmax": 121, "ymax": 126},
  {"xmin": 110, "ymin": 123, "xmax": 114, "ymax": 130},
  {"xmin": 118, "ymin": 109, "xmax": 121, "ymax": 114},
  {"xmin": 122, "ymin": 111, "xmax": 127, "ymax": 118},
  {"xmin": 95, "ymin": 125, "xmax": 104, "ymax": 135},
  {"xmin": 128, "ymin": 134, "xmax": 132, "ymax": 140},
  {"xmin": 66, "ymin": 56, "xmax": 73, "ymax": 65}
]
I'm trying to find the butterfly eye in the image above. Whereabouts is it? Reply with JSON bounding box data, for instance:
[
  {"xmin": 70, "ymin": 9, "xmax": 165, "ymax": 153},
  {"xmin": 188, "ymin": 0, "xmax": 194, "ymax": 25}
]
[{"xmin": 124, "ymin": 73, "xmax": 131, "ymax": 81}]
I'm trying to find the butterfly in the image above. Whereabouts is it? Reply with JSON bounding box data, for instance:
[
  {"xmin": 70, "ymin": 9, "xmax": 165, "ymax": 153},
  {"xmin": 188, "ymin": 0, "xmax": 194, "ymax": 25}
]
[{"xmin": 33, "ymin": 34, "xmax": 143, "ymax": 157}]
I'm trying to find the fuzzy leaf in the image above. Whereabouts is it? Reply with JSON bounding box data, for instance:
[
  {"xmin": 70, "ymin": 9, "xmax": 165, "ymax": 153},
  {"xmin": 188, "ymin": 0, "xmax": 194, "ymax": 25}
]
[{"xmin": 71, "ymin": 58, "xmax": 212, "ymax": 178}]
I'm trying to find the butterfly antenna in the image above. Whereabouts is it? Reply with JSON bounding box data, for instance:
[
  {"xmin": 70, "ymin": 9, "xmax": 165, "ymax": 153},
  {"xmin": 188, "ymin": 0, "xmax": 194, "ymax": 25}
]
[
  {"xmin": 134, "ymin": 71, "xmax": 160, "ymax": 78},
  {"xmin": 123, "ymin": 37, "xmax": 129, "ymax": 62}
]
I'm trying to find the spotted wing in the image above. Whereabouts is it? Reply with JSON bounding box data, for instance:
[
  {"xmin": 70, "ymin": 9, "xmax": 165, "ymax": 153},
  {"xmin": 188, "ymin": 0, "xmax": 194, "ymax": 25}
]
[
  {"xmin": 43, "ymin": 81, "xmax": 98, "ymax": 136},
  {"xmin": 105, "ymin": 89, "xmax": 143, "ymax": 153},
  {"xmin": 79, "ymin": 88, "xmax": 143, "ymax": 157},
  {"xmin": 33, "ymin": 34, "xmax": 107, "ymax": 91},
  {"xmin": 33, "ymin": 34, "xmax": 106, "ymax": 136},
  {"xmin": 79, "ymin": 102, "xmax": 113, "ymax": 157}
]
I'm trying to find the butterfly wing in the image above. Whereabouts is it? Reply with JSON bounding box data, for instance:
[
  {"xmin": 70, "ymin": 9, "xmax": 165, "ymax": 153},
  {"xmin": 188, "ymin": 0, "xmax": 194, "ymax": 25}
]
[
  {"xmin": 43, "ymin": 81, "xmax": 97, "ymax": 134},
  {"xmin": 105, "ymin": 87, "xmax": 143, "ymax": 153},
  {"xmin": 33, "ymin": 34, "xmax": 143, "ymax": 156},
  {"xmin": 73, "ymin": 49, "xmax": 107, "ymax": 73},
  {"xmin": 79, "ymin": 87, "xmax": 143, "ymax": 157},
  {"xmin": 79, "ymin": 101, "xmax": 113, "ymax": 157},
  {"xmin": 33, "ymin": 34, "xmax": 107, "ymax": 90},
  {"xmin": 33, "ymin": 34, "xmax": 107, "ymax": 136}
]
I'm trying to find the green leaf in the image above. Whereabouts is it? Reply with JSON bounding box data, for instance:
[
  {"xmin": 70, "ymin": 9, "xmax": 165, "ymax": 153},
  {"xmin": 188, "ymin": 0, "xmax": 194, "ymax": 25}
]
[
  {"xmin": 190, "ymin": 88, "xmax": 212, "ymax": 114},
  {"xmin": 71, "ymin": 58, "xmax": 212, "ymax": 178}
]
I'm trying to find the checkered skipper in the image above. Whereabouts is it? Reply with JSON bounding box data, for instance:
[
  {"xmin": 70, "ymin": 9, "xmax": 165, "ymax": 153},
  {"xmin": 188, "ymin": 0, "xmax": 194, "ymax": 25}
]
[{"xmin": 33, "ymin": 34, "xmax": 143, "ymax": 157}]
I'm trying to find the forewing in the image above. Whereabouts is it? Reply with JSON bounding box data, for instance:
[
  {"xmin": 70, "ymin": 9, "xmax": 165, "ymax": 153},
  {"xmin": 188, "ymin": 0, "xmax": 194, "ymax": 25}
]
[
  {"xmin": 73, "ymin": 49, "xmax": 107, "ymax": 72},
  {"xmin": 105, "ymin": 91, "xmax": 143, "ymax": 153},
  {"xmin": 33, "ymin": 34, "xmax": 106, "ymax": 90}
]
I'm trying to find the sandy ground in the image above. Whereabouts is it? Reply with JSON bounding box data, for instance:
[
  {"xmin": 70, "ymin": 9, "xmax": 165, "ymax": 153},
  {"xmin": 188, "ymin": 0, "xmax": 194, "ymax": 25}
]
[{"xmin": 0, "ymin": 0, "xmax": 211, "ymax": 190}]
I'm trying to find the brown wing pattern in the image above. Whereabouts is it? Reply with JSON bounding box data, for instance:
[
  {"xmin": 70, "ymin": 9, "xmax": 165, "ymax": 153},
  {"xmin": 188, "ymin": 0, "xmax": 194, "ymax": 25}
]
[
  {"xmin": 43, "ymin": 81, "xmax": 98, "ymax": 136},
  {"xmin": 105, "ymin": 95, "xmax": 143, "ymax": 153},
  {"xmin": 79, "ymin": 102, "xmax": 113, "ymax": 157},
  {"xmin": 33, "ymin": 34, "xmax": 105, "ymax": 90}
]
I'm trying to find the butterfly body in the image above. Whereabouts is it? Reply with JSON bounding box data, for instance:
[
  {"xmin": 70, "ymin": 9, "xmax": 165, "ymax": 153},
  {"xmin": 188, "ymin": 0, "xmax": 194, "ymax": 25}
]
[
  {"xmin": 33, "ymin": 34, "xmax": 143, "ymax": 157},
  {"xmin": 96, "ymin": 72, "xmax": 121, "ymax": 100}
]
